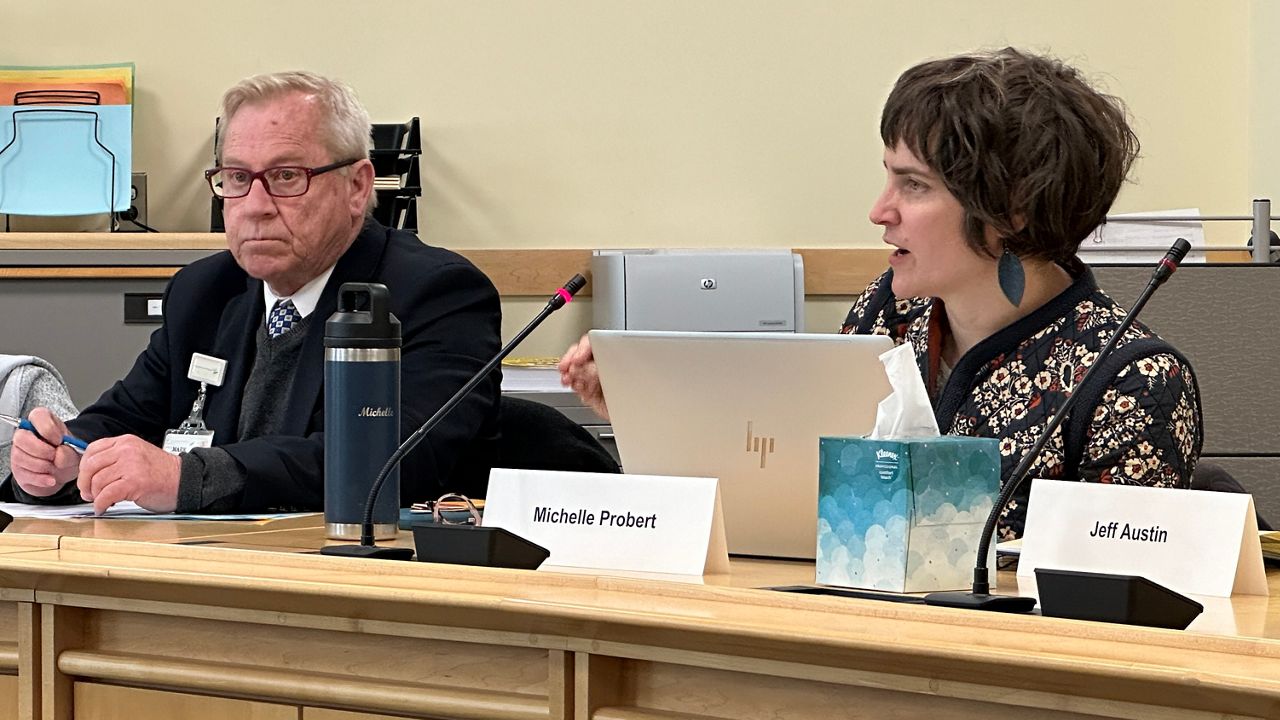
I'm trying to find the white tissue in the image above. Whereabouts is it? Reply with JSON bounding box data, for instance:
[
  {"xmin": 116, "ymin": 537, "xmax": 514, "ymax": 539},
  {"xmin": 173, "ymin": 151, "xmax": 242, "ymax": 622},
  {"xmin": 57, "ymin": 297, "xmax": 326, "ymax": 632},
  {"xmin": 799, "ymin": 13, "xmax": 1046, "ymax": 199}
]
[{"xmin": 868, "ymin": 342, "xmax": 940, "ymax": 439}]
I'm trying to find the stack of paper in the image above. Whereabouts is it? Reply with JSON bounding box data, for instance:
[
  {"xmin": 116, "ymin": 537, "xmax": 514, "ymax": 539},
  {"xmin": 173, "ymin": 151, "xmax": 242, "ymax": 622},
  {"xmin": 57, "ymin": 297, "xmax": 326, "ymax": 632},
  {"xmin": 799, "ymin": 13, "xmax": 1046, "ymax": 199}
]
[
  {"xmin": 1078, "ymin": 208, "xmax": 1207, "ymax": 265},
  {"xmin": 1261, "ymin": 531, "xmax": 1280, "ymax": 562},
  {"xmin": 502, "ymin": 357, "xmax": 569, "ymax": 394}
]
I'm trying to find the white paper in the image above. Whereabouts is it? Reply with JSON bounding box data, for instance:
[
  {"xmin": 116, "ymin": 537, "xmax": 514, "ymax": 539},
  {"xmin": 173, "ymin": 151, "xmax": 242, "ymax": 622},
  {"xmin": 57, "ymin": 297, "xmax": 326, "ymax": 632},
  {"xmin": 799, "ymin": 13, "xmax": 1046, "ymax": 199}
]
[
  {"xmin": 868, "ymin": 342, "xmax": 939, "ymax": 439},
  {"xmin": 500, "ymin": 366, "xmax": 570, "ymax": 394},
  {"xmin": 0, "ymin": 501, "xmax": 306, "ymax": 521},
  {"xmin": 1079, "ymin": 208, "xmax": 1207, "ymax": 265},
  {"xmin": 1018, "ymin": 480, "xmax": 1267, "ymax": 598},
  {"xmin": 482, "ymin": 468, "xmax": 729, "ymax": 576}
]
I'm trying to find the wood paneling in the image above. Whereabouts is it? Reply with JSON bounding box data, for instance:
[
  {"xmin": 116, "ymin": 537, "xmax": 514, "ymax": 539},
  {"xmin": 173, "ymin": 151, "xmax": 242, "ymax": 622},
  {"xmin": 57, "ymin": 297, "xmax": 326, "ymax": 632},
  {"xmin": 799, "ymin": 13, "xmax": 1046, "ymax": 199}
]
[
  {"xmin": 19, "ymin": 604, "xmax": 38, "ymax": 720},
  {"xmin": 72, "ymin": 683, "xmax": 294, "ymax": 720},
  {"xmin": 0, "ymin": 521, "xmax": 1272, "ymax": 718},
  {"xmin": 43, "ymin": 606, "xmax": 83, "ymax": 720},
  {"xmin": 75, "ymin": 610, "xmax": 550, "ymax": 696},
  {"xmin": 304, "ymin": 709, "xmax": 411, "ymax": 720},
  {"xmin": 0, "ymin": 234, "xmax": 224, "ymax": 250},
  {"xmin": 61, "ymin": 651, "xmax": 545, "ymax": 720},
  {"xmin": 0, "ymin": 267, "xmax": 184, "ymax": 279},
  {"xmin": 0, "ymin": 675, "xmax": 16, "ymax": 720}
]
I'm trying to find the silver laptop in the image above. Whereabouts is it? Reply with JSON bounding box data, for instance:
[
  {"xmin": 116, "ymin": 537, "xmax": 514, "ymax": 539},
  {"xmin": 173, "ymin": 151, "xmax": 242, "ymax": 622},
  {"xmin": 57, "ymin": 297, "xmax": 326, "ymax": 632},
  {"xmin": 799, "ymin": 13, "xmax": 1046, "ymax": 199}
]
[{"xmin": 590, "ymin": 330, "xmax": 893, "ymax": 559}]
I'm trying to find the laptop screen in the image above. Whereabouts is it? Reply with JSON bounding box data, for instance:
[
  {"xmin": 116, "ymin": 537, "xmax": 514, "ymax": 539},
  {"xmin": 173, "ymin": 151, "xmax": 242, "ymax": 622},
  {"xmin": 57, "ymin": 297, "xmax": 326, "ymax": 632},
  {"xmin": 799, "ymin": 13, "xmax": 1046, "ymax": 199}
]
[{"xmin": 591, "ymin": 330, "xmax": 894, "ymax": 559}]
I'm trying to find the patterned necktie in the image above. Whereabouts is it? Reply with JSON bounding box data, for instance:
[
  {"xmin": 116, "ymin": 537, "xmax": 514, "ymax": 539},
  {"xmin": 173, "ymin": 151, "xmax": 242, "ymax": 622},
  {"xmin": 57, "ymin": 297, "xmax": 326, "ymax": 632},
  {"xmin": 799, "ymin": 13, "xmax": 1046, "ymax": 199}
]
[{"xmin": 267, "ymin": 298, "xmax": 302, "ymax": 338}]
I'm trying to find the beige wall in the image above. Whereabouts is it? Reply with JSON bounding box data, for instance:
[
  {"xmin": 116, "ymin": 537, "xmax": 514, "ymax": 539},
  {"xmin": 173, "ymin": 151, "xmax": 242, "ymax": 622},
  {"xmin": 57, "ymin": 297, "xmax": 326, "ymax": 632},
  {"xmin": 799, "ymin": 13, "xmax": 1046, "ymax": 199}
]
[
  {"xmin": 1, "ymin": 1, "xmax": 1265, "ymax": 353},
  {"xmin": 1249, "ymin": 0, "xmax": 1280, "ymax": 199}
]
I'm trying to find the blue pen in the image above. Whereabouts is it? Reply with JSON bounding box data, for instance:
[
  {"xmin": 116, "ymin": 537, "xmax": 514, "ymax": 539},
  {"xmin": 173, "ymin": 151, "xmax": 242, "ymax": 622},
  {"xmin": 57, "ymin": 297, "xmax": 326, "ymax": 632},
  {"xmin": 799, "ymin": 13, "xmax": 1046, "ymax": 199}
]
[{"xmin": 0, "ymin": 414, "xmax": 89, "ymax": 454}]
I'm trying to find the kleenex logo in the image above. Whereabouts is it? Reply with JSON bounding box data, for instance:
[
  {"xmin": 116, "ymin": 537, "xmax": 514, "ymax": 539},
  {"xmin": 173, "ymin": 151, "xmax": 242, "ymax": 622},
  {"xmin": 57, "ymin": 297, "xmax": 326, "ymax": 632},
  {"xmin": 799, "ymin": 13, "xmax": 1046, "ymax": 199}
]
[
  {"xmin": 358, "ymin": 406, "xmax": 394, "ymax": 417},
  {"xmin": 875, "ymin": 448, "xmax": 898, "ymax": 461}
]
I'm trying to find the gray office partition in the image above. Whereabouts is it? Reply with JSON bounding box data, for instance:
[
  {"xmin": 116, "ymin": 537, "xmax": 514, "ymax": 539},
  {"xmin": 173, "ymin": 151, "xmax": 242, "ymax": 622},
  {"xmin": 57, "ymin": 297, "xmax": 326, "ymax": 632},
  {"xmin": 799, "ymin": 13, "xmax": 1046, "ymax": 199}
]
[
  {"xmin": 1092, "ymin": 264, "xmax": 1280, "ymax": 523},
  {"xmin": 0, "ymin": 278, "xmax": 170, "ymax": 408}
]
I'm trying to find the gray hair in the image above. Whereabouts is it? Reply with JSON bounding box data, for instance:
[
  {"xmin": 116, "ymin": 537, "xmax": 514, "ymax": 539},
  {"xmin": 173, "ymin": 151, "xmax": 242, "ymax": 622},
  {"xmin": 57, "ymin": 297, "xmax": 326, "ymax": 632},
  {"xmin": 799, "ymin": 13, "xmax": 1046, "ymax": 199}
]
[{"xmin": 216, "ymin": 70, "xmax": 376, "ymax": 212}]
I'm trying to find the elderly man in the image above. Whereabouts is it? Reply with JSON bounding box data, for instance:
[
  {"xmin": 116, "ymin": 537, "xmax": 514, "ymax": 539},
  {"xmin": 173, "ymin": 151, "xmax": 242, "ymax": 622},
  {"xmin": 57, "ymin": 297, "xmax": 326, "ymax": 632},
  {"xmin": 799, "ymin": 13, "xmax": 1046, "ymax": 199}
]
[{"xmin": 5, "ymin": 71, "xmax": 501, "ymax": 514}]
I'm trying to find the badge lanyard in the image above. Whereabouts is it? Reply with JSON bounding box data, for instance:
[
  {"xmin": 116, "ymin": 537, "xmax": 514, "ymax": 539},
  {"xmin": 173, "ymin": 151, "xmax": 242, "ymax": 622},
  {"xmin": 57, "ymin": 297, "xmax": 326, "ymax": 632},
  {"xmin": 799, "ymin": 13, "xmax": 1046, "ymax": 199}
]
[{"xmin": 162, "ymin": 353, "xmax": 226, "ymax": 455}]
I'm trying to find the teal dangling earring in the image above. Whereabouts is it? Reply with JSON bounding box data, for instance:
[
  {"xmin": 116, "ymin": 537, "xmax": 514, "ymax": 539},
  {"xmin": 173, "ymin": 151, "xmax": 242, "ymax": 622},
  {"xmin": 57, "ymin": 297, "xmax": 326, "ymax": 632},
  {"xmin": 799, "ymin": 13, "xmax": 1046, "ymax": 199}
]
[{"xmin": 997, "ymin": 247, "xmax": 1025, "ymax": 306}]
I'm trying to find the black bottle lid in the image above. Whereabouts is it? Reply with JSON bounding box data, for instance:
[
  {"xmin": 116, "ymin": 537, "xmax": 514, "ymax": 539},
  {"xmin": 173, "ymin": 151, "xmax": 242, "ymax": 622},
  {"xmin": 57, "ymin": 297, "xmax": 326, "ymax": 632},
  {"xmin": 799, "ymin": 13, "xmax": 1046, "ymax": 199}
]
[{"xmin": 324, "ymin": 282, "xmax": 402, "ymax": 349}]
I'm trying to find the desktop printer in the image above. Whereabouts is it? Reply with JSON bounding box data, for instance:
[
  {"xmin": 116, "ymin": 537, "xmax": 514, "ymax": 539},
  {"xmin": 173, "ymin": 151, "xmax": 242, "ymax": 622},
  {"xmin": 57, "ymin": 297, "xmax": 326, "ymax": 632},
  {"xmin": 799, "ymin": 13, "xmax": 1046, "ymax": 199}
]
[{"xmin": 592, "ymin": 249, "xmax": 805, "ymax": 331}]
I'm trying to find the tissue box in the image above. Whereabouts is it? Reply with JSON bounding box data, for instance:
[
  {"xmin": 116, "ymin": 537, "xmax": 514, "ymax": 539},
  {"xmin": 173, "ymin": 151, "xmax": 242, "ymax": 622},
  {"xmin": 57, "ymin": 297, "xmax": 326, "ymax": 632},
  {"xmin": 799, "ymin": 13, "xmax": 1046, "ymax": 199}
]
[{"xmin": 816, "ymin": 436, "xmax": 1000, "ymax": 593}]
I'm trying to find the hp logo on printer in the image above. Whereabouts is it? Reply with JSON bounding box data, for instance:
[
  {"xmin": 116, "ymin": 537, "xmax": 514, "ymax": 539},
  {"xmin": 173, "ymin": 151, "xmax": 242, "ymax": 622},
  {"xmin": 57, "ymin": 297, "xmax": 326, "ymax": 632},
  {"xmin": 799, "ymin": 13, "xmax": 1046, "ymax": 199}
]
[{"xmin": 700, "ymin": 278, "xmax": 717, "ymax": 290}]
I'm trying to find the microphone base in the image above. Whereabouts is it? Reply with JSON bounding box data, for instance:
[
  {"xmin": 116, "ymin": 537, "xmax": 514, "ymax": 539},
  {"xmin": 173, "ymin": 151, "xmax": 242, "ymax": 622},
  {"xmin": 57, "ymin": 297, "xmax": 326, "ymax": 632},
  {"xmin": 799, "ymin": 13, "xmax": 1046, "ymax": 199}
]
[
  {"xmin": 412, "ymin": 523, "xmax": 549, "ymax": 570},
  {"xmin": 923, "ymin": 591, "xmax": 1038, "ymax": 613},
  {"xmin": 1035, "ymin": 568, "xmax": 1202, "ymax": 629},
  {"xmin": 319, "ymin": 543, "xmax": 415, "ymax": 561}
]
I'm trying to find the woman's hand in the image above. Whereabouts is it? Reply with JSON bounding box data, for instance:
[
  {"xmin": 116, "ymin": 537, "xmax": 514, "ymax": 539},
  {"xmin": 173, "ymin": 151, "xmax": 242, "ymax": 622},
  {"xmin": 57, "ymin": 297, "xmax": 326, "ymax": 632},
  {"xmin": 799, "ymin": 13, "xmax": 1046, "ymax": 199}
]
[{"xmin": 558, "ymin": 334, "xmax": 610, "ymax": 421}]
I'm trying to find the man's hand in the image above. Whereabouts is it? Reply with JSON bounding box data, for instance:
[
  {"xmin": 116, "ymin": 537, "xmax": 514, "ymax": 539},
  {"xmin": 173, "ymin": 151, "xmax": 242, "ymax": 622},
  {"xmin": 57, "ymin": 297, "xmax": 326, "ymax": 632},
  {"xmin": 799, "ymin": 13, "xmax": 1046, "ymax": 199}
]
[
  {"xmin": 10, "ymin": 406, "xmax": 81, "ymax": 497},
  {"xmin": 77, "ymin": 435, "xmax": 181, "ymax": 514},
  {"xmin": 558, "ymin": 334, "xmax": 610, "ymax": 421}
]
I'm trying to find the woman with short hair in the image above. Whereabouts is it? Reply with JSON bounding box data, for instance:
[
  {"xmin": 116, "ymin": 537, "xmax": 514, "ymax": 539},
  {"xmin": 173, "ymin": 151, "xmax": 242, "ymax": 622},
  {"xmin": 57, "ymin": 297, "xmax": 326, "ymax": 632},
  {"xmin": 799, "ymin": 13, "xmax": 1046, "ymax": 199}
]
[{"xmin": 561, "ymin": 48, "xmax": 1203, "ymax": 539}]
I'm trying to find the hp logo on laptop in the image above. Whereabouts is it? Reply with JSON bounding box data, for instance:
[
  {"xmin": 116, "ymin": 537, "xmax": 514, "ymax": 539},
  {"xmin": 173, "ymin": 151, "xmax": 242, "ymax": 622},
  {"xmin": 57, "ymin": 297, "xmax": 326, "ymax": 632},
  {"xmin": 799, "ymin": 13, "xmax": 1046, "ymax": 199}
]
[{"xmin": 745, "ymin": 421, "xmax": 775, "ymax": 469}]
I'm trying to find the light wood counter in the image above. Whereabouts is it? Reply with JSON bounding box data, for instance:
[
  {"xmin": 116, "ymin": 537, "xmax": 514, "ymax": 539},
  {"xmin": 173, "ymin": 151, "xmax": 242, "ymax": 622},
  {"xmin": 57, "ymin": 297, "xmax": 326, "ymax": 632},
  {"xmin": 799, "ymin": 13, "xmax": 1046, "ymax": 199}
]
[
  {"xmin": 0, "ymin": 518, "xmax": 1272, "ymax": 719},
  {"xmin": 0, "ymin": 234, "xmax": 1255, "ymax": 295}
]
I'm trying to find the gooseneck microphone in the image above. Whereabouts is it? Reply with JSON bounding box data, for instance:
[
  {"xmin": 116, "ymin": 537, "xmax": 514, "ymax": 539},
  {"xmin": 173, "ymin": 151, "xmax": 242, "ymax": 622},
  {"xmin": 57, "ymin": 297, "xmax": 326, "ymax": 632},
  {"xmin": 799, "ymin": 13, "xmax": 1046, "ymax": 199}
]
[
  {"xmin": 924, "ymin": 238, "xmax": 1193, "ymax": 612},
  {"xmin": 322, "ymin": 274, "xmax": 588, "ymax": 560}
]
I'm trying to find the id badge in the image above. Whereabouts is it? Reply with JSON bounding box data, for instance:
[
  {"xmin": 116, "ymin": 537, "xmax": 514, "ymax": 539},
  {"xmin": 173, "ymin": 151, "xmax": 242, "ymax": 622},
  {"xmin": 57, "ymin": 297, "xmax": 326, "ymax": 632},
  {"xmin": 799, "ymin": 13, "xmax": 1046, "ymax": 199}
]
[
  {"xmin": 165, "ymin": 378, "xmax": 216, "ymax": 454},
  {"xmin": 189, "ymin": 353, "xmax": 227, "ymax": 386},
  {"xmin": 163, "ymin": 428, "xmax": 215, "ymax": 454}
]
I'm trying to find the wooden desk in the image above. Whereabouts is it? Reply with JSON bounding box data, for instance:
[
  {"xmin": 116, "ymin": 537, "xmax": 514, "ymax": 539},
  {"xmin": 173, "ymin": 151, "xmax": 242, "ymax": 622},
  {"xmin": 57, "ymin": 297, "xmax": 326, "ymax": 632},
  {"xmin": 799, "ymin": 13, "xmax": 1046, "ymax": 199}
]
[{"xmin": 0, "ymin": 519, "xmax": 1274, "ymax": 719}]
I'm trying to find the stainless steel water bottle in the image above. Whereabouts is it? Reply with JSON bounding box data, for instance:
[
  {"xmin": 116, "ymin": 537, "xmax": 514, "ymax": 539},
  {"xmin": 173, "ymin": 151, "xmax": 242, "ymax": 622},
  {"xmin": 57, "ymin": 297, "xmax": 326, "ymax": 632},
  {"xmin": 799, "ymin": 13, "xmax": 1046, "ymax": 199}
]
[{"xmin": 324, "ymin": 282, "xmax": 401, "ymax": 540}]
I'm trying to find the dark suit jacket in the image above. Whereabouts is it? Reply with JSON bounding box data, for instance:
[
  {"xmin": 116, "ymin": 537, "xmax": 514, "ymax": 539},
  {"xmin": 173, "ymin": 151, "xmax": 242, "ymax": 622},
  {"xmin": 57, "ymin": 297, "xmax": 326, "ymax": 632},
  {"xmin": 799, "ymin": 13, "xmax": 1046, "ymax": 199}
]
[{"xmin": 59, "ymin": 220, "xmax": 501, "ymax": 511}]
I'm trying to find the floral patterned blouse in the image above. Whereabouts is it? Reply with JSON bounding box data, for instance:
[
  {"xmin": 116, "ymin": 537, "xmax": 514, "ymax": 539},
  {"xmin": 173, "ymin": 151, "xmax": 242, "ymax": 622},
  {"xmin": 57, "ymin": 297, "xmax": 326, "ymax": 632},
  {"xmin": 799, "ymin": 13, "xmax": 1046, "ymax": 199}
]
[{"xmin": 841, "ymin": 265, "xmax": 1203, "ymax": 540}]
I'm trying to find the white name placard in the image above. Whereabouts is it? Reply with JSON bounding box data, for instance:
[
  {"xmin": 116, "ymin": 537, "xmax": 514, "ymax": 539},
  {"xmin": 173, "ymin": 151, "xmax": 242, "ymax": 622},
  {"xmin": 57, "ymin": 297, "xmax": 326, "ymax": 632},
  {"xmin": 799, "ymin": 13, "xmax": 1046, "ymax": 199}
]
[
  {"xmin": 482, "ymin": 469, "xmax": 729, "ymax": 576},
  {"xmin": 1018, "ymin": 480, "xmax": 1267, "ymax": 598}
]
